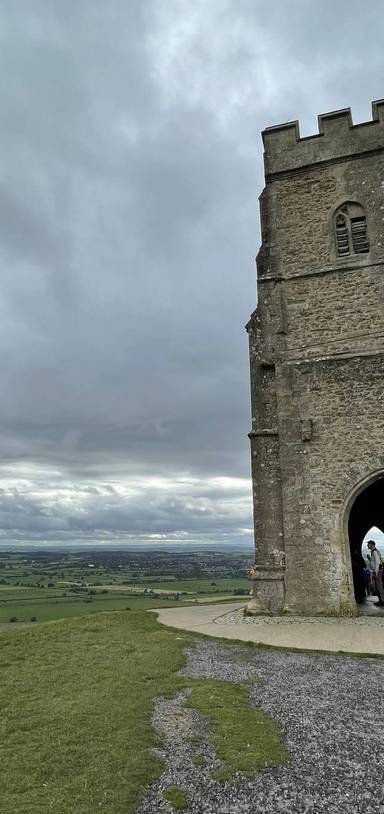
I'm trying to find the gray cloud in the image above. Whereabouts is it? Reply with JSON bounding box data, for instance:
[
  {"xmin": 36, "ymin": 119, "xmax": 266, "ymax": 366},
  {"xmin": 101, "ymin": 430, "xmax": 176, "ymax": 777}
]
[
  {"xmin": 0, "ymin": 466, "xmax": 252, "ymax": 546},
  {"xmin": 0, "ymin": 0, "xmax": 383, "ymax": 544}
]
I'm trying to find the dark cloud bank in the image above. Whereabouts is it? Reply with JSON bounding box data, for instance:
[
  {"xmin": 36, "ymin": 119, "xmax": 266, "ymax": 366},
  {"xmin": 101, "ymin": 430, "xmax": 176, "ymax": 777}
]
[{"xmin": 0, "ymin": 1, "xmax": 383, "ymax": 546}]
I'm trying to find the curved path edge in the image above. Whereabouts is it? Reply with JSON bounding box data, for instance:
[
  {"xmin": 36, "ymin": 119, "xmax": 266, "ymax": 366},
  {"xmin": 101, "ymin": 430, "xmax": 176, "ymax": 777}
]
[{"xmin": 150, "ymin": 602, "xmax": 384, "ymax": 655}]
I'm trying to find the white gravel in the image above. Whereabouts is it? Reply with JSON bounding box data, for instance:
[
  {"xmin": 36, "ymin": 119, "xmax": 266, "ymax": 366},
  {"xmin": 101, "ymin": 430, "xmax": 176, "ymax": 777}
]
[{"xmin": 137, "ymin": 639, "xmax": 384, "ymax": 814}]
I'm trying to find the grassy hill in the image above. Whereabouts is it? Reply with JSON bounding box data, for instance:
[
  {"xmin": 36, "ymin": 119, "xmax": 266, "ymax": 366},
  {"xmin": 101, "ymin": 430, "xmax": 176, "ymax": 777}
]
[{"xmin": 0, "ymin": 610, "xmax": 286, "ymax": 813}]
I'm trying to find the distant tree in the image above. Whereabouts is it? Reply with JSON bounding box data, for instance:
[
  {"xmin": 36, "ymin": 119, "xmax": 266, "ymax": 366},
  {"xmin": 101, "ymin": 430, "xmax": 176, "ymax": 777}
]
[
  {"xmin": 30, "ymin": 617, "xmax": 37, "ymax": 622},
  {"xmin": 9, "ymin": 616, "xmax": 18, "ymax": 623}
]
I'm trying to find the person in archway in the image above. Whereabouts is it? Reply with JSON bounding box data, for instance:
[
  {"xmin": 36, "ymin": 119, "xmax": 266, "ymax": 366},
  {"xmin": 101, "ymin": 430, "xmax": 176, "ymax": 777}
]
[
  {"xmin": 367, "ymin": 540, "xmax": 384, "ymax": 606},
  {"xmin": 351, "ymin": 550, "xmax": 368, "ymax": 603}
]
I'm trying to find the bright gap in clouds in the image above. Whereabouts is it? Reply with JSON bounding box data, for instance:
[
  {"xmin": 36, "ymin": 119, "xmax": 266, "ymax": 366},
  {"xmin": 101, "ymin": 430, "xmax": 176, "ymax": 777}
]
[{"xmin": 0, "ymin": 463, "xmax": 253, "ymax": 548}]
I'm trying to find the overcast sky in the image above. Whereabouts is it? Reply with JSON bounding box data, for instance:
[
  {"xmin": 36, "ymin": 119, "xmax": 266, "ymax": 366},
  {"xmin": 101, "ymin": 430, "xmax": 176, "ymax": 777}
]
[{"xmin": 0, "ymin": 0, "xmax": 384, "ymax": 547}]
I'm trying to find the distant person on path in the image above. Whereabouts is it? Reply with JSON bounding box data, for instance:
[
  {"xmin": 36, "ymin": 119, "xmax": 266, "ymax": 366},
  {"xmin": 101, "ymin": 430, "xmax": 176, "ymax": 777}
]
[{"xmin": 367, "ymin": 540, "xmax": 384, "ymax": 606}]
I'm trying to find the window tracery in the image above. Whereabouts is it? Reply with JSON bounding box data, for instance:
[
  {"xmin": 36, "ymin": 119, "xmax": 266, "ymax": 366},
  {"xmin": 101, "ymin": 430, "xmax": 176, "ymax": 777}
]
[{"xmin": 334, "ymin": 203, "xmax": 369, "ymax": 257}]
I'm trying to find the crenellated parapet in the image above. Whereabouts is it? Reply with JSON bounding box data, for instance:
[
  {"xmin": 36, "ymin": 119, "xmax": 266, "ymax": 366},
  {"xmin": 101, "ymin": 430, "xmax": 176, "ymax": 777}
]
[{"xmin": 263, "ymin": 99, "xmax": 384, "ymax": 178}]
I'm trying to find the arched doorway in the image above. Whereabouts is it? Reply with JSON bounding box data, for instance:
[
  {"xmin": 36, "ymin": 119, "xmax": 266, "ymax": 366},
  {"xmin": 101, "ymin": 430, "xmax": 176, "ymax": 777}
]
[{"xmin": 348, "ymin": 476, "xmax": 384, "ymax": 602}]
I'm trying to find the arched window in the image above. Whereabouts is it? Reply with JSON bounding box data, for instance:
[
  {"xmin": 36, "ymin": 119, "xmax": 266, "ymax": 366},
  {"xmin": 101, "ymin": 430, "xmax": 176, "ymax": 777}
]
[{"xmin": 334, "ymin": 202, "xmax": 369, "ymax": 257}]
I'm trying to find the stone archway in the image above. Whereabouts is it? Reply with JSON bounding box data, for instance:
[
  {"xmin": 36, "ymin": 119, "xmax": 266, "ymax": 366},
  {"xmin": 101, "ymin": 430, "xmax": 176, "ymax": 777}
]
[{"xmin": 348, "ymin": 475, "xmax": 384, "ymax": 602}]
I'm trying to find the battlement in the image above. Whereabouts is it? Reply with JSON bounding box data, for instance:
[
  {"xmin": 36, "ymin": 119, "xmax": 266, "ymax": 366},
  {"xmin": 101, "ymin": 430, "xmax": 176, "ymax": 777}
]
[{"xmin": 262, "ymin": 99, "xmax": 384, "ymax": 177}]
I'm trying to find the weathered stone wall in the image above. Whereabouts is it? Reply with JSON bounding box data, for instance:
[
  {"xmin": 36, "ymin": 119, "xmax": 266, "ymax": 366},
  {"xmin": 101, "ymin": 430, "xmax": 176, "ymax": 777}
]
[
  {"xmin": 248, "ymin": 100, "xmax": 384, "ymax": 614},
  {"xmin": 278, "ymin": 355, "xmax": 384, "ymax": 613}
]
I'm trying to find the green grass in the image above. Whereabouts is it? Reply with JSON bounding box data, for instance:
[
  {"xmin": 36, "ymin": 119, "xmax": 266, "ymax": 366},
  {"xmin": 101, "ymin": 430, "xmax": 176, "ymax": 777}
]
[
  {"xmin": 0, "ymin": 610, "xmax": 288, "ymax": 813},
  {"xmin": 0, "ymin": 595, "xmax": 194, "ymax": 624},
  {"xmin": 162, "ymin": 785, "xmax": 189, "ymax": 810},
  {"xmin": 191, "ymin": 755, "xmax": 206, "ymax": 767},
  {"xmin": 0, "ymin": 611, "xmax": 189, "ymax": 814},
  {"xmin": 136, "ymin": 578, "xmax": 249, "ymax": 593},
  {"xmin": 0, "ymin": 586, "xmax": 59, "ymax": 594},
  {"xmin": 0, "ymin": 584, "xmax": 245, "ymax": 625},
  {"xmin": 185, "ymin": 679, "xmax": 289, "ymax": 781}
]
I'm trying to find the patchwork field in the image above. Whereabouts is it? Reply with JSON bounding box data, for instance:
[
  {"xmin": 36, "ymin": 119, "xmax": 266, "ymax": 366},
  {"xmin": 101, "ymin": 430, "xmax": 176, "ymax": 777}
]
[{"xmin": 0, "ymin": 550, "xmax": 250, "ymax": 623}]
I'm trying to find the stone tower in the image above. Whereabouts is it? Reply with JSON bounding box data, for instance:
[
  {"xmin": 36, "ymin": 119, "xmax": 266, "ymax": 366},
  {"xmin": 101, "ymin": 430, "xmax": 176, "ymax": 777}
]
[{"xmin": 247, "ymin": 100, "xmax": 384, "ymax": 615}]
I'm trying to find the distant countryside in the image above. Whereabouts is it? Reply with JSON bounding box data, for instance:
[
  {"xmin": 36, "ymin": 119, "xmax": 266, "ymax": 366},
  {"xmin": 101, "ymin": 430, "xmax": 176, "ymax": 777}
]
[{"xmin": 0, "ymin": 549, "xmax": 251, "ymax": 624}]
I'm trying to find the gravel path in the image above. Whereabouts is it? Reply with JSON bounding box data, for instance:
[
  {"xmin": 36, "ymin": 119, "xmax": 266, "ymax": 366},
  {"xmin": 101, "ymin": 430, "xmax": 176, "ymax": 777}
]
[{"xmin": 137, "ymin": 639, "xmax": 384, "ymax": 814}]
